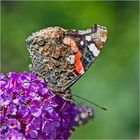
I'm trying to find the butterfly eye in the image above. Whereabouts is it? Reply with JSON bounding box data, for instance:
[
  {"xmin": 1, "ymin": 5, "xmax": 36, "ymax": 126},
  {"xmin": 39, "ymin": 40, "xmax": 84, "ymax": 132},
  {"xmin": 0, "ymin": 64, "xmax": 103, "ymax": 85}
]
[{"xmin": 37, "ymin": 38, "xmax": 45, "ymax": 46}]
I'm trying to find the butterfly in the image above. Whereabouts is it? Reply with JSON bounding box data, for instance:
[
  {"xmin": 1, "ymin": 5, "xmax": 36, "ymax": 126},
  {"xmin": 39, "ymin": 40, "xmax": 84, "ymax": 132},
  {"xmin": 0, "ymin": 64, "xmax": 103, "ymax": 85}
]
[{"xmin": 26, "ymin": 24, "xmax": 107, "ymax": 100}]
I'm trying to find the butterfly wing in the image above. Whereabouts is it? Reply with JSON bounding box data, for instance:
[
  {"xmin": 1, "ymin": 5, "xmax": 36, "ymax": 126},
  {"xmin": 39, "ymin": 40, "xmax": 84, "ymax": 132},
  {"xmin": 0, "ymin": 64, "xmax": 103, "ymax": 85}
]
[{"xmin": 26, "ymin": 25, "xmax": 107, "ymax": 94}]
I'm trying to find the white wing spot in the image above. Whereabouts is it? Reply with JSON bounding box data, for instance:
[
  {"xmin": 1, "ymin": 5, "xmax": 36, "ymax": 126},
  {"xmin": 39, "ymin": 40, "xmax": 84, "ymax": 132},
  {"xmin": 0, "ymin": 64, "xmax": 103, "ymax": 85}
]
[
  {"xmin": 80, "ymin": 41, "xmax": 84, "ymax": 46},
  {"xmin": 88, "ymin": 43, "xmax": 100, "ymax": 57},
  {"xmin": 85, "ymin": 35, "xmax": 91, "ymax": 41}
]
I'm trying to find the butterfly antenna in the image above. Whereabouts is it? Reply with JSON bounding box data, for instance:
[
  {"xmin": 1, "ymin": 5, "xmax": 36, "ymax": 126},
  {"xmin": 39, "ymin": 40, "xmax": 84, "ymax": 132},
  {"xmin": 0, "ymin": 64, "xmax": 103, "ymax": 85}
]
[
  {"xmin": 73, "ymin": 94, "xmax": 107, "ymax": 111},
  {"xmin": 72, "ymin": 98, "xmax": 92, "ymax": 116}
]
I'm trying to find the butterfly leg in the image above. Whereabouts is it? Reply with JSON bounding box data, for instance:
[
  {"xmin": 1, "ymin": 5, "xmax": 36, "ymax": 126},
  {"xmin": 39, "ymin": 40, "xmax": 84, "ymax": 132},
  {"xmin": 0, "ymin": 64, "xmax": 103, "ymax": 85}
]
[{"xmin": 60, "ymin": 101, "xmax": 67, "ymax": 112}]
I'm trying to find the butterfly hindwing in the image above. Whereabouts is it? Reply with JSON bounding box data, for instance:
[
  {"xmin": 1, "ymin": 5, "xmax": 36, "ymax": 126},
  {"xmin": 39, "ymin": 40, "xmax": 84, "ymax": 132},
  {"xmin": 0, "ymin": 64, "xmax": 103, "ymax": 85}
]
[{"xmin": 26, "ymin": 25, "xmax": 107, "ymax": 99}]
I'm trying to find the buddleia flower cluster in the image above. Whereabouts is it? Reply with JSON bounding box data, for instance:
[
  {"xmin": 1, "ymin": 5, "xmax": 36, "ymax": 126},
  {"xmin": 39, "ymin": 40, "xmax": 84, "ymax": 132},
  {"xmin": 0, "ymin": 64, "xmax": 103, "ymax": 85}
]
[{"xmin": 0, "ymin": 72, "xmax": 94, "ymax": 140}]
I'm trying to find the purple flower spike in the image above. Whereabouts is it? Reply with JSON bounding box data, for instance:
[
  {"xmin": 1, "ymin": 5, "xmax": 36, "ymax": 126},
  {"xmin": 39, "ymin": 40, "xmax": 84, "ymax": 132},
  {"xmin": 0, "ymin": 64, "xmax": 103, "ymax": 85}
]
[{"xmin": 0, "ymin": 72, "xmax": 94, "ymax": 139}]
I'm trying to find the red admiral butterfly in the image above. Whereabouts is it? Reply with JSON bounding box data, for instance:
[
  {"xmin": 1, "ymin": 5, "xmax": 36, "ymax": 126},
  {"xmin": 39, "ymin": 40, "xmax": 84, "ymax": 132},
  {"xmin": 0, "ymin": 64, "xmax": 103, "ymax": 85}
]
[{"xmin": 26, "ymin": 24, "xmax": 107, "ymax": 100}]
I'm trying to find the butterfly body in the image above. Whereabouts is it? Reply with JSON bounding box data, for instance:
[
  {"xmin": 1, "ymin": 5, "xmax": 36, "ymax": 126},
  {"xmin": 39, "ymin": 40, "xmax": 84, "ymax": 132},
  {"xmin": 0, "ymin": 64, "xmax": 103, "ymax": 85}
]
[{"xmin": 26, "ymin": 25, "xmax": 107, "ymax": 100}]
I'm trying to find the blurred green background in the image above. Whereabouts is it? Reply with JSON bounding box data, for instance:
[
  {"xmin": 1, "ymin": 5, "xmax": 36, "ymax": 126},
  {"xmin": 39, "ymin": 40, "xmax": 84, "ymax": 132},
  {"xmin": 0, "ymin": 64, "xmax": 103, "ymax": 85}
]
[{"xmin": 1, "ymin": 1, "xmax": 139, "ymax": 139}]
